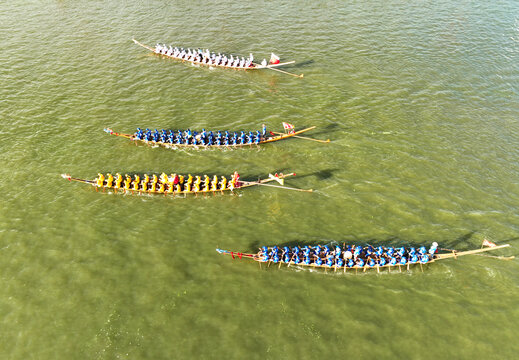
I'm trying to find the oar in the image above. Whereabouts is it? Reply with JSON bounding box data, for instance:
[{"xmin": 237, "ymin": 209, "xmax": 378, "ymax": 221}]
[
  {"xmin": 253, "ymin": 62, "xmax": 303, "ymax": 78},
  {"xmin": 240, "ymin": 180, "xmax": 313, "ymax": 193},
  {"xmin": 271, "ymin": 131, "xmax": 330, "ymax": 144}
]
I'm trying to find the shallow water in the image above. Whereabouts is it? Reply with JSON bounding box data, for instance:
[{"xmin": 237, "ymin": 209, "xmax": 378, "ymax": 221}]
[{"xmin": 1, "ymin": 1, "xmax": 518, "ymax": 359}]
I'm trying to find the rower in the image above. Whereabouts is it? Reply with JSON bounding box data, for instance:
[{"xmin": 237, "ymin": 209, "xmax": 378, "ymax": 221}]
[
  {"xmin": 161, "ymin": 129, "xmax": 168, "ymax": 142},
  {"xmin": 336, "ymin": 258, "xmax": 344, "ymax": 267},
  {"xmin": 315, "ymin": 257, "xmax": 323, "ymax": 266},
  {"xmin": 158, "ymin": 182, "xmax": 165, "ymax": 193},
  {"xmin": 114, "ymin": 173, "xmax": 123, "ymax": 189},
  {"xmin": 247, "ymin": 131, "xmax": 254, "ymax": 144},
  {"xmin": 418, "ymin": 246, "xmax": 427, "ymax": 255},
  {"xmin": 356, "ymin": 258, "xmax": 365, "ymax": 267},
  {"xmin": 135, "ymin": 128, "xmax": 143, "ymax": 140},
  {"xmin": 210, "ymin": 175, "xmax": 218, "ymax": 191},
  {"xmin": 335, "ymin": 245, "xmax": 341, "ymax": 258},
  {"xmin": 140, "ymin": 174, "xmax": 149, "ymax": 191},
  {"xmin": 294, "ymin": 255, "xmax": 301, "ymax": 264},
  {"xmin": 347, "ymin": 259, "xmax": 355, "ymax": 268},
  {"xmin": 239, "ymin": 57, "xmax": 245, "ymax": 67},
  {"xmin": 400, "ymin": 256, "xmax": 407, "ymax": 265},
  {"xmin": 304, "ymin": 256, "xmax": 311, "ymax": 265},
  {"xmin": 389, "ymin": 257, "xmax": 397, "ymax": 266},
  {"xmin": 367, "ymin": 258, "xmax": 376, "ymax": 267},
  {"xmin": 239, "ymin": 131, "xmax": 246, "ymax": 144},
  {"xmin": 124, "ymin": 174, "xmax": 132, "ymax": 190},
  {"xmin": 159, "ymin": 172, "xmax": 168, "ymax": 184},
  {"xmin": 168, "ymin": 130, "xmax": 175, "ymax": 143},
  {"xmin": 102, "ymin": 173, "xmax": 112, "ymax": 188},
  {"xmin": 132, "ymin": 174, "xmax": 140, "ymax": 190},
  {"xmin": 218, "ymin": 176, "xmax": 227, "ymax": 190},
  {"xmin": 149, "ymin": 179, "xmax": 158, "ymax": 193},
  {"xmin": 386, "ymin": 247, "xmax": 395, "ymax": 257},
  {"xmin": 255, "ymin": 130, "xmax": 262, "ymax": 144},
  {"xmin": 95, "ymin": 173, "xmax": 105, "ymax": 187},
  {"xmin": 379, "ymin": 257, "xmax": 387, "ymax": 266},
  {"xmin": 410, "ymin": 254, "xmax": 419, "ymax": 263},
  {"xmin": 194, "ymin": 176, "xmax": 202, "ymax": 192},
  {"xmin": 428, "ymin": 242, "xmax": 438, "ymax": 255},
  {"xmin": 326, "ymin": 257, "xmax": 333, "ymax": 267},
  {"xmin": 202, "ymin": 175, "xmax": 210, "ymax": 192},
  {"xmin": 152, "ymin": 129, "xmax": 160, "ymax": 142},
  {"xmin": 261, "ymin": 59, "xmax": 267, "ymax": 67},
  {"xmin": 314, "ymin": 245, "xmax": 321, "ymax": 255},
  {"xmin": 323, "ymin": 245, "xmax": 330, "ymax": 255}
]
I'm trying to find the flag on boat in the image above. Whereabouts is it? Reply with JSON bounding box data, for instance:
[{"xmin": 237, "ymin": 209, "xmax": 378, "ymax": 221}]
[
  {"xmin": 482, "ymin": 239, "xmax": 497, "ymax": 248},
  {"xmin": 283, "ymin": 122, "xmax": 294, "ymax": 130},
  {"xmin": 269, "ymin": 53, "xmax": 280, "ymax": 65}
]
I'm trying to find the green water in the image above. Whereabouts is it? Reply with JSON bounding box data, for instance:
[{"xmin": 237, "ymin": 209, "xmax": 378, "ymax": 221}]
[{"xmin": 1, "ymin": 1, "xmax": 519, "ymax": 358}]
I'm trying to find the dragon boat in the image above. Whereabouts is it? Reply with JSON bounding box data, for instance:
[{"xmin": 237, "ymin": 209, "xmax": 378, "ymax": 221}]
[
  {"xmin": 103, "ymin": 124, "xmax": 328, "ymax": 150},
  {"xmin": 132, "ymin": 39, "xmax": 303, "ymax": 77},
  {"xmin": 216, "ymin": 241, "xmax": 512, "ymax": 273},
  {"xmin": 61, "ymin": 172, "xmax": 312, "ymax": 196}
]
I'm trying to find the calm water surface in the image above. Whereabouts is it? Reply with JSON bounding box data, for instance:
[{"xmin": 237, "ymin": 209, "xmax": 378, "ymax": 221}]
[{"xmin": 1, "ymin": 1, "xmax": 518, "ymax": 359}]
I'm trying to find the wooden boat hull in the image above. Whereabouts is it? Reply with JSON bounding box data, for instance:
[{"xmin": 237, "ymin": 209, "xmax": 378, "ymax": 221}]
[
  {"xmin": 62, "ymin": 172, "xmax": 297, "ymax": 196},
  {"xmin": 104, "ymin": 126, "xmax": 316, "ymax": 150},
  {"xmin": 217, "ymin": 244, "xmax": 511, "ymax": 273},
  {"xmin": 133, "ymin": 39, "xmax": 295, "ymax": 71}
]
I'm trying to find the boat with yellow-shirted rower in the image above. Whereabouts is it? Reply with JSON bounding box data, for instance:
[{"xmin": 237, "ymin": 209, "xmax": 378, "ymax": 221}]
[{"xmin": 61, "ymin": 172, "xmax": 312, "ymax": 196}]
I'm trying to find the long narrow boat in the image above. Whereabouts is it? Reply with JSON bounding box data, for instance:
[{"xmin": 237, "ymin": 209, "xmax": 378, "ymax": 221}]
[
  {"xmin": 133, "ymin": 38, "xmax": 298, "ymax": 72},
  {"xmin": 61, "ymin": 172, "xmax": 312, "ymax": 196},
  {"xmin": 103, "ymin": 125, "xmax": 328, "ymax": 150},
  {"xmin": 216, "ymin": 242, "xmax": 512, "ymax": 273}
]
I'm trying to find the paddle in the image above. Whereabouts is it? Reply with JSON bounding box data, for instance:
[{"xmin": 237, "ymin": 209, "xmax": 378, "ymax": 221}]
[
  {"xmin": 240, "ymin": 180, "xmax": 312, "ymax": 193},
  {"xmin": 252, "ymin": 62, "xmax": 303, "ymax": 78},
  {"xmin": 270, "ymin": 131, "xmax": 330, "ymax": 144}
]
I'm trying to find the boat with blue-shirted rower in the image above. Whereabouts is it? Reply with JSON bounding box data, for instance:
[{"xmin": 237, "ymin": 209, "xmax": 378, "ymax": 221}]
[{"xmin": 216, "ymin": 241, "xmax": 512, "ymax": 273}]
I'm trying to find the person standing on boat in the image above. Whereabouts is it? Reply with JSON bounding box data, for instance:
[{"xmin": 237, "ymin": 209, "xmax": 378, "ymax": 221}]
[
  {"xmin": 232, "ymin": 171, "xmax": 241, "ymax": 188},
  {"xmin": 262, "ymin": 124, "xmax": 267, "ymax": 137}
]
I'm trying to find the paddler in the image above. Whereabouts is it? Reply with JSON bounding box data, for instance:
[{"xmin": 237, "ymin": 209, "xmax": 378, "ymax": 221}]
[
  {"xmin": 96, "ymin": 173, "xmax": 105, "ymax": 187},
  {"xmin": 159, "ymin": 172, "xmax": 168, "ymax": 184},
  {"xmin": 140, "ymin": 174, "xmax": 150, "ymax": 191},
  {"xmin": 151, "ymin": 174, "xmax": 158, "ymax": 187},
  {"xmin": 210, "ymin": 175, "xmax": 219, "ymax": 191},
  {"xmin": 219, "ymin": 176, "xmax": 227, "ymax": 191},
  {"xmin": 149, "ymin": 180, "xmax": 157, "ymax": 193},
  {"xmin": 194, "ymin": 176, "xmax": 202, "ymax": 192},
  {"xmin": 123, "ymin": 174, "xmax": 132, "ymax": 190},
  {"xmin": 105, "ymin": 173, "xmax": 114, "ymax": 188},
  {"xmin": 114, "ymin": 173, "xmax": 123, "ymax": 189},
  {"xmin": 132, "ymin": 174, "xmax": 140, "ymax": 191},
  {"xmin": 158, "ymin": 182, "xmax": 165, "ymax": 193},
  {"xmin": 202, "ymin": 175, "xmax": 210, "ymax": 191}
]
